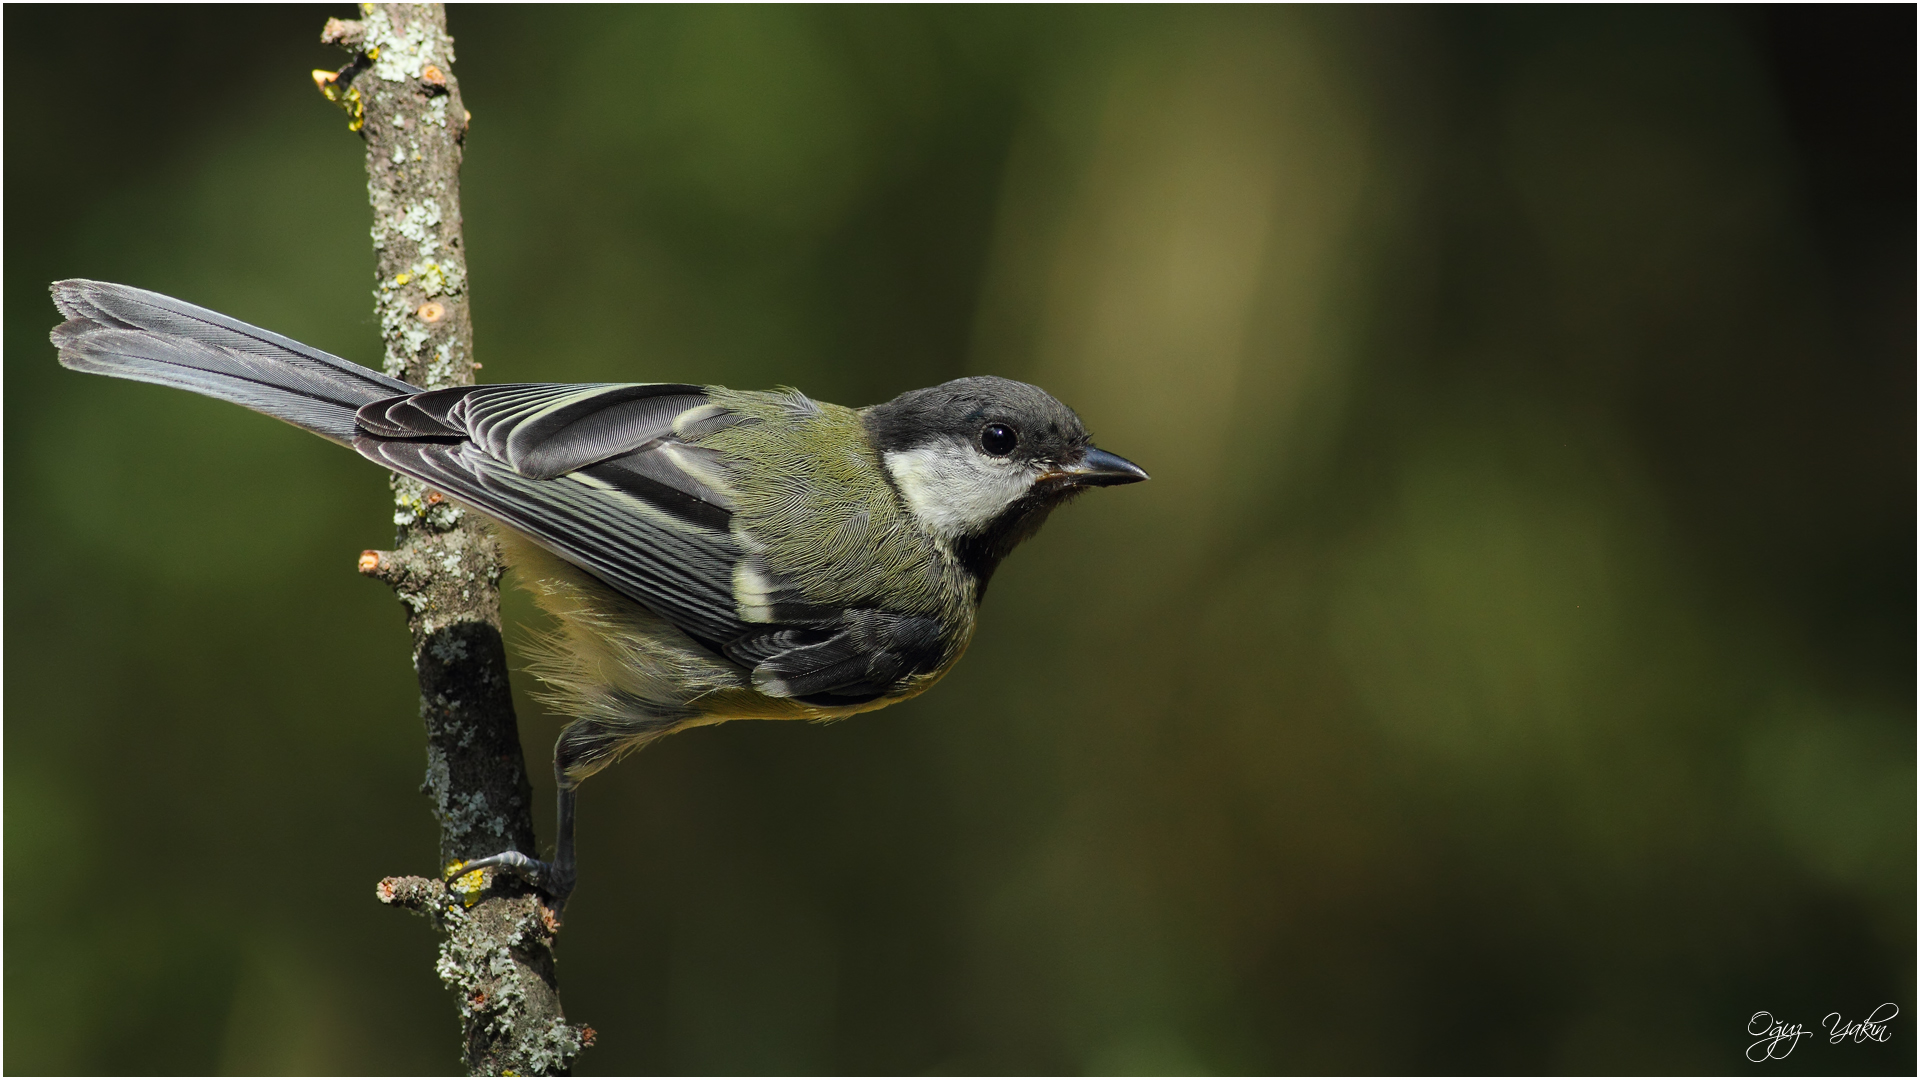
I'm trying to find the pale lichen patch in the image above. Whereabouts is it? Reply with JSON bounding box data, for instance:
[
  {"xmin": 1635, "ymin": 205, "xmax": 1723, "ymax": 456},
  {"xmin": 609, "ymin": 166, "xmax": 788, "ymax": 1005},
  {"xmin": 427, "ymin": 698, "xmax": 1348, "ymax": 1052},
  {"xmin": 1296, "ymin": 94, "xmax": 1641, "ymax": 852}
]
[
  {"xmin": 363, "ymin": 4, "xmax": 445, "ymax": 84},
  {"xmin": 430, "ymin": 632, "xmax": 470, "ymax": 665}
]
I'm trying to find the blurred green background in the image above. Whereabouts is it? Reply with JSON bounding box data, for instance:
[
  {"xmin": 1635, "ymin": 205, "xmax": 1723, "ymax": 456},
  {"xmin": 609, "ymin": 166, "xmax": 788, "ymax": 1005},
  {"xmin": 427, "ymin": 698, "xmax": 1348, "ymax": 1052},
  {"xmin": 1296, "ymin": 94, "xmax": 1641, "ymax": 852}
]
[{"xmin": 6, "ymin": 5, "xmax": 1912, "ymax": 1074}]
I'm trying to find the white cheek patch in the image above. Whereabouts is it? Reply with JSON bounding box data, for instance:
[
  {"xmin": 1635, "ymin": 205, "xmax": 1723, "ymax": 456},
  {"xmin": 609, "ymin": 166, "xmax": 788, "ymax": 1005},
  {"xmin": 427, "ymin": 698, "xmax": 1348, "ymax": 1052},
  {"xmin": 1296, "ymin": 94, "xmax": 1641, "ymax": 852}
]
[{"xmin": 883, "ymin": 441, "xmax": 1035, "ymax": 544}]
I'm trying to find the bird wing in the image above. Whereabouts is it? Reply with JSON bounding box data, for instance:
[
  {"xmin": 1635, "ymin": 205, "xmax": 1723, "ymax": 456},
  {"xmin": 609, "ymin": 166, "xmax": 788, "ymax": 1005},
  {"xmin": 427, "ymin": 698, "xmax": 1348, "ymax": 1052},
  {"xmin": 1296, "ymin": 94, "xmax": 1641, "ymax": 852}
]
[
  {"xmin": 722, "ymin": 612, "xmax": 951, "ymax": 706},
  {"xmin": 355, "ymin": 381, "xmax": 715, "ymax": 478},
  {"xmin": 355, "ymin": 382, "xmax": 750, "ymax": 648},
  {"xmin": 361, "ymin": 437, "xmax": 750, "ymax": 647},
  {"xmin": 354, "ymin": 382, "xmax": 952, "ymax": 704}
]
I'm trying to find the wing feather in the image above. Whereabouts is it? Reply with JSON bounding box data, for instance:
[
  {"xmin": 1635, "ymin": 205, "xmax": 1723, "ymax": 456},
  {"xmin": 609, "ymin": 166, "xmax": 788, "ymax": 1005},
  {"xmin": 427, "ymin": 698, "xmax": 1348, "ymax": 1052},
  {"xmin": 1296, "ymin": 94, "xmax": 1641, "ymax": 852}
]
[
  {"xmin": 725, "ymin": 610, "xmax": 949, "ymax": 705},
  {"xmin": 360, "ymin": 439, "xmax": 747, "ymax": 646}
]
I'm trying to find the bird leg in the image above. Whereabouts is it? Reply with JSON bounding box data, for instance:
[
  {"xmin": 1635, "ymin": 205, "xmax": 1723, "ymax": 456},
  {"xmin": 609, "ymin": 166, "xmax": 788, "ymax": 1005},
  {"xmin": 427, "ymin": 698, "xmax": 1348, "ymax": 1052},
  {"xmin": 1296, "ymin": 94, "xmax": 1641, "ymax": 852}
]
[{"xmin": 448, "ymin": 762, "xmax": 578, "ymax": 914}]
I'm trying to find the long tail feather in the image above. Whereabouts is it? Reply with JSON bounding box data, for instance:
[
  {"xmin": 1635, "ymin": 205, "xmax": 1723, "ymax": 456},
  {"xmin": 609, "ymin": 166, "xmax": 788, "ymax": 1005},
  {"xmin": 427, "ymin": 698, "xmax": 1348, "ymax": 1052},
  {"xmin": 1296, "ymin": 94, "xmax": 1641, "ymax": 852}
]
[{"xmin": 49, "ymin": 280, "xmax": 419, "ymax": 445}]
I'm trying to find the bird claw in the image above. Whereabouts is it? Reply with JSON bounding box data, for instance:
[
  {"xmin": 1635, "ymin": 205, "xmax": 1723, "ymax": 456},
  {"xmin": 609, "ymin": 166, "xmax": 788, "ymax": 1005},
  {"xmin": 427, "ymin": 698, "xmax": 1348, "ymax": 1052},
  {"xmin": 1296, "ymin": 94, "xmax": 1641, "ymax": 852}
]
[{"xmin": 446, "ymin": 849, "xmax": 576, "ymax": 913}]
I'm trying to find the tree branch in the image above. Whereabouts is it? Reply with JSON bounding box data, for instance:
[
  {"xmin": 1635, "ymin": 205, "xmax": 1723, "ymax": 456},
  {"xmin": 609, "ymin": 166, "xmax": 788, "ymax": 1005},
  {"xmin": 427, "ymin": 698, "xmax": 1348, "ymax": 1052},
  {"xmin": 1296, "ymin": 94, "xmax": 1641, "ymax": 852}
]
[{"xmin": 318, "ymin": 5, "xmax": 590, "ymax": 1073}]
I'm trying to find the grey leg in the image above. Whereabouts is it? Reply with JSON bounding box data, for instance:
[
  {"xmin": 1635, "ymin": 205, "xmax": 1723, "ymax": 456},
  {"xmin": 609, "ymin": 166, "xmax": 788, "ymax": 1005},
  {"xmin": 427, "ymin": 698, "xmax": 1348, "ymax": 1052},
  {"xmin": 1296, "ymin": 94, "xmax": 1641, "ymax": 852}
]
[
  {"xmin": 549, "ymin": 769, "xmax": 578, "ymax": 905},
  {"xmin": 448, "ymin": 761, "xmax": 578, "ymax": 913}
]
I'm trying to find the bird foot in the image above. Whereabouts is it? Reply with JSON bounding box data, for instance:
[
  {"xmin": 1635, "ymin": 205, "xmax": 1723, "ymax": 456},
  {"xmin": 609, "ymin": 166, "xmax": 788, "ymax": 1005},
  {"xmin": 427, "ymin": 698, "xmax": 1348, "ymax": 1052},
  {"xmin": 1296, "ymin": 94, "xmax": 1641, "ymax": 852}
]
[{"xmin": 446, "ymin": 849, "xmax": 576, "ymax": 914}]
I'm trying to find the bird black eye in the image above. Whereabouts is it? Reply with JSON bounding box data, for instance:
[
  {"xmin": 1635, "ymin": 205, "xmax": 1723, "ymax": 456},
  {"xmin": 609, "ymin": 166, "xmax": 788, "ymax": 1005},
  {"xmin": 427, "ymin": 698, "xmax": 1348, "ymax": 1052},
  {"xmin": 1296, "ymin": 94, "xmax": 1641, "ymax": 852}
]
[{"xmin": 980, "ymin": 423, "xmax": 1018, "ymax": 456}]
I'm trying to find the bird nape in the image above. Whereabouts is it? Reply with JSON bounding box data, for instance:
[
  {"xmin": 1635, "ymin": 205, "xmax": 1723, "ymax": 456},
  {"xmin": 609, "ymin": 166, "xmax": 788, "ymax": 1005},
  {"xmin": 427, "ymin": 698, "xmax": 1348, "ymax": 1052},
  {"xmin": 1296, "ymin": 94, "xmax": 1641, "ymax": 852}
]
[{"xmin": 50, "ymin": 279, "xmax": 1147, "ymax": 913}]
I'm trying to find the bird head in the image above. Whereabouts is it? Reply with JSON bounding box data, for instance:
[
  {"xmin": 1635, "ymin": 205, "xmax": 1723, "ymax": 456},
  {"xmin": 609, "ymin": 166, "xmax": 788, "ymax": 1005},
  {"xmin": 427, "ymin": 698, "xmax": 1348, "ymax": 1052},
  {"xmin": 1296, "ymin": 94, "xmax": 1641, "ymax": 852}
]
[{"xmin": 863, "ymin": 376, "xmax": 1147, "ymax": 588}]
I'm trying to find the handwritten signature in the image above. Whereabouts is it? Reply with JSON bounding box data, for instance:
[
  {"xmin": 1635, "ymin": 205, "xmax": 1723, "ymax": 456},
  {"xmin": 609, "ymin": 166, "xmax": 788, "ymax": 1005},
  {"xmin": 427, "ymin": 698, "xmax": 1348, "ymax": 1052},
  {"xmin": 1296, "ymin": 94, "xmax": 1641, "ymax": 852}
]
[
  {"xmin": 1748, "ymin": 1013, "xmax": 1812, "ymax": 1061},
  {"xmin": 1824, "ymin": 1003, "xmax": 1899, "ymax": 1045},
  {"xmin": 1748, "ymin": 1005, "xmax": 1899, "ymax": 1061}
]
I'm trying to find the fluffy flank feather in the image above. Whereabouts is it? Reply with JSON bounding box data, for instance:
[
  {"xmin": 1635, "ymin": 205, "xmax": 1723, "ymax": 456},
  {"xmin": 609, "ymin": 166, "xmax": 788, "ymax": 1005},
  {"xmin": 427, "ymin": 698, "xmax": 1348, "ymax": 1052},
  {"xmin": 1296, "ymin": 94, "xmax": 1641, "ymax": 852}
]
[{"xmin": 494, "ymin": 529, "xmax": 835, "ymax": 782}]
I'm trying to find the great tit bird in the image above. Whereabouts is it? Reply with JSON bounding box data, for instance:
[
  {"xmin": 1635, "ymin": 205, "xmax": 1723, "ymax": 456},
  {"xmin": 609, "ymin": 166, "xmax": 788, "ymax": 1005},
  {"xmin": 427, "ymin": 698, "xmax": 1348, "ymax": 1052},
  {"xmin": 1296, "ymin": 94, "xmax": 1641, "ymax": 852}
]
[{"xmin": 49, "ymin": 280, "xmax": 1147, "ymax": 910}]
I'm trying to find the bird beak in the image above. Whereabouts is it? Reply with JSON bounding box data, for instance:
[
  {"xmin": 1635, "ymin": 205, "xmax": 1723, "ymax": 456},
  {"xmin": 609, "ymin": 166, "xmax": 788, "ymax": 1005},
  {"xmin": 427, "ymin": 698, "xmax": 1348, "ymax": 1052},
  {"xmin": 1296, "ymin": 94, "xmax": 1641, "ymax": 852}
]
[{"xmin": 1050, "ymin": 446, "xmax": 1150, "ymax": 487}]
